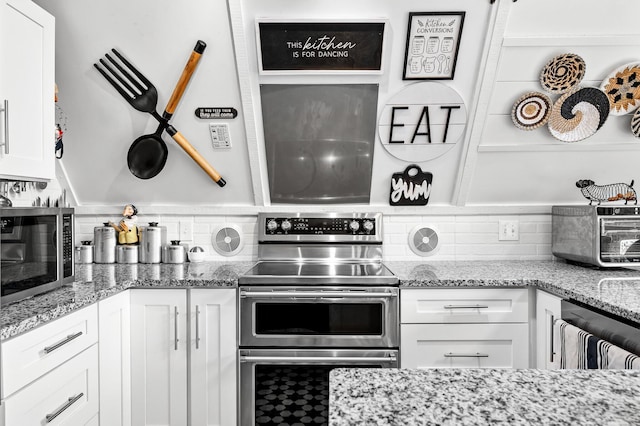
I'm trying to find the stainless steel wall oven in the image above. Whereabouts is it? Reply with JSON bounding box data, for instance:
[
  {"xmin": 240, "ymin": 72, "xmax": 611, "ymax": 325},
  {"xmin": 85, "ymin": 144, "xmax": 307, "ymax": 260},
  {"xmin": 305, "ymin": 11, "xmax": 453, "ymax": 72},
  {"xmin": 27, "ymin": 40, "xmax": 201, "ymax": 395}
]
[{"xmin": 238, "ymin": 213, "xmax": 399, "ymax": 426}]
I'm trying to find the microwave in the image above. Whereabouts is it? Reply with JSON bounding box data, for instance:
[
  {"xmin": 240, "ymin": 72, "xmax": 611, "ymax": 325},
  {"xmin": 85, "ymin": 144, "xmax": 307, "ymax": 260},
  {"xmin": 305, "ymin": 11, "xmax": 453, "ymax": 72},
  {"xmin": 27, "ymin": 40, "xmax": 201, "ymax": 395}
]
[
  {"xmin": 0, "ymin": 207, "xmax": 74, "ymax": 305},
  {"xmin": 552, "ymin": 205, "xmax": 640, "ymax": 267}
]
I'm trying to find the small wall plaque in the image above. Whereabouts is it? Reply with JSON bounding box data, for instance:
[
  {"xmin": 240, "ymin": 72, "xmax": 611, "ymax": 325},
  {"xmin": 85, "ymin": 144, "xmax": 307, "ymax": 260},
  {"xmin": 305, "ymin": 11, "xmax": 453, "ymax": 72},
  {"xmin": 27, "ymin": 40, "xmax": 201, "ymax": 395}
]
[
  {"xmin": 389, "ymin": 164, "xmax": 433, "ymax": 206},
  {"xmin": 195, "ymin": 107, "xmax": 238, "ymax": 119}
]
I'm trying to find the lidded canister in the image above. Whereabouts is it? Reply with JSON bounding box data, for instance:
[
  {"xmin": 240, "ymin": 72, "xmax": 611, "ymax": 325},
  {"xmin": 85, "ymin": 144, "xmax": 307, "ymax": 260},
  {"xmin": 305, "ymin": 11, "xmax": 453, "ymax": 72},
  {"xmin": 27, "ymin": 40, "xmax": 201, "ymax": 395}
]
[
  {"xmin": 116, "ymin": 245, "xmax": 138, "ymax": 264},
  {"xmin": 94, "ymin": 223, "xmax": 116, "ymax": 264},
  {"xmin": 139, "ymin": 222, "xmax": 165, "ymax": 263},
  {"xmin": 162, "ymin": 240, "xmax": 186, "ymax": 264},
  {"xmin": 75, "ymin": 241, "xmax": 94, "ymax": 263}
]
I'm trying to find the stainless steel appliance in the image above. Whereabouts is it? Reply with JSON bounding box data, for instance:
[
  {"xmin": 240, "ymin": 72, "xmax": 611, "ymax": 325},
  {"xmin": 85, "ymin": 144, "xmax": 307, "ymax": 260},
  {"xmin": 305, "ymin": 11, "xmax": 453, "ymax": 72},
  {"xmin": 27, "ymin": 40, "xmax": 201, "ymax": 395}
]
[
  {"xmin": 239, "ymin": 212, "xmax": 399, "ymax": 426},
  {"xmin": 0, "ymin": 207, "xmax": 74, "ymax": 305},
  {"xmin": 552, "ymin": 205, "xmax": 640, "ymax": 267}
]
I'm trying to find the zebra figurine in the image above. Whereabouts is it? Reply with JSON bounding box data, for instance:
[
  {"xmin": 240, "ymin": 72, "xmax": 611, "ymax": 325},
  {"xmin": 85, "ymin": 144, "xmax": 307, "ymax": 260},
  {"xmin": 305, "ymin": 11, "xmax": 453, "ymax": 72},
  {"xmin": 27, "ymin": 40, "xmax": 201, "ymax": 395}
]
[{"xmin": 576, "ymin": 179, "xmax": 638, "ymax": 205}]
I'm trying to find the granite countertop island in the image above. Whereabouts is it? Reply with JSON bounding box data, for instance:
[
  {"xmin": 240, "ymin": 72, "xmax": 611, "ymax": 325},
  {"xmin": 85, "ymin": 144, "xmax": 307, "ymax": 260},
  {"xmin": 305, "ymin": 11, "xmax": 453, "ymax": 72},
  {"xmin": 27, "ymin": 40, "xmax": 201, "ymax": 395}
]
[{"xmin": 329, "ymin": 368, "xmax": 640, "ymax": 425}]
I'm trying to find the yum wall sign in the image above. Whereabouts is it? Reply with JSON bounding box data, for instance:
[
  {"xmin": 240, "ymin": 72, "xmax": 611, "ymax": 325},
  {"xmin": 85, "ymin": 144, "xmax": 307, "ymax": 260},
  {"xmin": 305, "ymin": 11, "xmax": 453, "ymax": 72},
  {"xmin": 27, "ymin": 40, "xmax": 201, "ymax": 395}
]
[{"xmin": 379, "ymin": 82, "xmax": 467, "ymax": 162}]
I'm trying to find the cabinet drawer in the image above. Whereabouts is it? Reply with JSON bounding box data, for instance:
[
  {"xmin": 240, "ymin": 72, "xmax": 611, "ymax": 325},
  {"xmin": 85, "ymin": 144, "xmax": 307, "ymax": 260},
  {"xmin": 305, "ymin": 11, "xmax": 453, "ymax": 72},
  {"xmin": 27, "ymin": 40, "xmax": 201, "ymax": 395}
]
[
  {"xmin": 401, "ymin": 323, "xmax": 529, "ymax": 369},
  {"xmin": 2, "ymin": 304, "xmax": 98, "ymax": 396},
  {"xmin": 401, "ymin": 288, "xmax": 528, "ymax": 324},
  {"xmin": 4, "ymin": 344, "xmax": 100, "ymax": 426}
]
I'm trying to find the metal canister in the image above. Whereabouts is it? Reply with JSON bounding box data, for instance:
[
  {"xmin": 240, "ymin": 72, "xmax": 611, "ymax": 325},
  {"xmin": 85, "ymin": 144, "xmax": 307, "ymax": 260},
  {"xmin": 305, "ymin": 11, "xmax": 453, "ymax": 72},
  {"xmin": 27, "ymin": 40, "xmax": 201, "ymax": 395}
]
[
  {"xmin": 94, "ymin": 223, "xmax": 116, "ymax": 264},
  {"xmin": 75, "ymin": 241, "xmax": 94, "ymax": 263},
  {"xmin": 139, "ymin": 222, "xmax": 165, "ymax": 264},
  {"xmin": 162, "ymin": 240, "xmax": 186, "ymax": 264},
  {"xmin": 116, "ymin": 245, "xmax": 138, "ymax": 264}
]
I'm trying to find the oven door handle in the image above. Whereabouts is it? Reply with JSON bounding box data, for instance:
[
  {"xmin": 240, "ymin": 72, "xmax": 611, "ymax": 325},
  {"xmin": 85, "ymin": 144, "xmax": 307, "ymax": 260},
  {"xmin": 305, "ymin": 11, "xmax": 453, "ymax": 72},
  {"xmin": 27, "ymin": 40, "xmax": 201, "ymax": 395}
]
[
  {"xmin": 239, "ymin": 355, "xmax": 397, "ymax": 363},
  {"xmin": 240, "ymin": 291, "xmax": 395, "ymax": 298}
]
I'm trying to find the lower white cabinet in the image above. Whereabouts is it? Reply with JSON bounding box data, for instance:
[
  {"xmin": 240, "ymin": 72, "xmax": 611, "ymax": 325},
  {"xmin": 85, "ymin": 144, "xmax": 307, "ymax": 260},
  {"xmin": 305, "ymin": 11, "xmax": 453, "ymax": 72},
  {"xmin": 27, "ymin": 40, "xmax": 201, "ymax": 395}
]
[
  {"xmin": 130, "ymin": 288, "xmax": 237, "ymax": 426},
  {"xmin": 98, "ymin": 289, "xmax": 132, "ymax": 426},
  {"xmin": 4, "ymin": 344, "xmax": 99, "ymax": 425},
  {"xmin": 535, "ymin": 289, "xmax": 562, "ymax": 369},
  {"xmin": 401, "ymin": 288, "xmax": 530, "ymax": 369},
  {"xmin": 401, "ymin": 323, "xmax": 529, "ymax": 368}
]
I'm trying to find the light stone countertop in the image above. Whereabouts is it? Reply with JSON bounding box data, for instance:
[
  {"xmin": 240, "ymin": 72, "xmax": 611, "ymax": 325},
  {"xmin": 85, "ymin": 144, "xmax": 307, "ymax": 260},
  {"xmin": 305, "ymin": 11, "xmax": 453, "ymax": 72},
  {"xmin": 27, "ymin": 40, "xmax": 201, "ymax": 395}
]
[
  {"xmin": 3, "ymin": 260, "xmax": 640, "ymax": 340},
  {"xmin": 329, "ymin": 368, "xmax": 640, "ymax": 425}
]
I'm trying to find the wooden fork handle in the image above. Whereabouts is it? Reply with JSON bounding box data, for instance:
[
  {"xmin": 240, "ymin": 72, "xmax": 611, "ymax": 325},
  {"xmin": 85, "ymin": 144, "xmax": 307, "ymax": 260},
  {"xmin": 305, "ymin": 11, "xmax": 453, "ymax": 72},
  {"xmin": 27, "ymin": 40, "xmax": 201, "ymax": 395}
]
[
  {"xmin": 166, "ymin": 126, "xmax": 226, "ymax": 187},
  {"xmin": 164, "ymin": 40, "xmax": 206, "ymax": 117}
]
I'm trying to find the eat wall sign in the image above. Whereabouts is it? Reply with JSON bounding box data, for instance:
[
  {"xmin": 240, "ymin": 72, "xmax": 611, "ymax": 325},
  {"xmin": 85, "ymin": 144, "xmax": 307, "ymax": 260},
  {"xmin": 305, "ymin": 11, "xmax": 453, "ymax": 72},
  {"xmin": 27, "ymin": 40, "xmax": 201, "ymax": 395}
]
[{"xmin": 379, "ymin": 82, "xmax": 467, "ymax": 162}]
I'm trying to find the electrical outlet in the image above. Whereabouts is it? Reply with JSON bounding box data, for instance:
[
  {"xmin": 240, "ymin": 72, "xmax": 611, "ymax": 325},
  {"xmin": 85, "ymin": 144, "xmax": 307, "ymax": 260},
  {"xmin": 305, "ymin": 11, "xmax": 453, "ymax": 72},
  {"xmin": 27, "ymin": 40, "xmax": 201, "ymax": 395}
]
[
  {"xmin": 499, "ymin": 220, "xmax": 519, "ymax": 241},
  {"xmin": 179, "ymin": 221, "xmax": 193, "ymax": 241}
]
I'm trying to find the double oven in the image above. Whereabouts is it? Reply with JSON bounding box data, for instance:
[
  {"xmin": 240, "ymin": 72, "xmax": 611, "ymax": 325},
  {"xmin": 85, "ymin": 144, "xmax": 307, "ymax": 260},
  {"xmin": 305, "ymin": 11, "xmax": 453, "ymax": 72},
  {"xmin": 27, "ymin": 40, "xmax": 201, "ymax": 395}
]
[{"xmin": 239, "ymin": 213, "xmax": 399, "ymax": 426}]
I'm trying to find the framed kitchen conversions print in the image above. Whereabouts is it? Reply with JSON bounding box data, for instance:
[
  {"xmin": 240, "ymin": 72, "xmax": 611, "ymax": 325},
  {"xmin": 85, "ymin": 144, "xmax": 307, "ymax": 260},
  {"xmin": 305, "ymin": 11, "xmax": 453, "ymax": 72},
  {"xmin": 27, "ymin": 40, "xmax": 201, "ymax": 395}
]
[
  {"xmin": 402, "ymin": 12, "xmax": 465, "ymax": 80},
  {"xmin": 256, "ymin": 20, "xmax": 386, "ymax": 74}
]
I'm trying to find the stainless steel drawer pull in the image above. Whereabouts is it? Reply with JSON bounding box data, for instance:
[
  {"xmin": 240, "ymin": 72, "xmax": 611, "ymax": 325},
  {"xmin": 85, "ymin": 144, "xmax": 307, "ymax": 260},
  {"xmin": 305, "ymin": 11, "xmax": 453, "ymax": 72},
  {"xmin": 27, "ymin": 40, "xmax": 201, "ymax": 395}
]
[
  {"xmin": 443, "ymin": 304, "xmax": 489, "ymax": 309},
  {"xmin": 444, "ymin": 352, "xmax": 489, "ymax": 358},
  {"xmin": 45, "ymin": 392, "xmax": 84, "ymax": 423},
  {"xmin": 550, "ymin": 314, "xmax": 555, "ymax": 363},
  {"xmin": 1, "ymin": 99, "xmax": 8, "ymax": 154},
  {"xmin": 241, "ymin": 291, "xmax": 394, "ymax": 298},
  {"xmin": 43, "ymin": 332, "xmax": 83, "ymax": 354},
  {"xmin": 195, "ymin": 305, "xmax": 200, "ymax": 350},
  {"xmin": 240, "ymin": 355, "xmax": 397, "ymax": 363},
  {"xmin": 174, "ymin": 306, "xmax": 179, "ymax": 351}
]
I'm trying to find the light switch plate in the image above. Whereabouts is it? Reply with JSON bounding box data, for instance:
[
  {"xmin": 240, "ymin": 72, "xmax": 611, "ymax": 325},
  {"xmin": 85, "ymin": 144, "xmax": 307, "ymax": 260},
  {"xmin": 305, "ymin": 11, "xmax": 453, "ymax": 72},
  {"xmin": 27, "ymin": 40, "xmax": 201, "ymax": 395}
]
[{"xmin": 209, "ymin": 123, "xmax": 231, "ymax": 149}]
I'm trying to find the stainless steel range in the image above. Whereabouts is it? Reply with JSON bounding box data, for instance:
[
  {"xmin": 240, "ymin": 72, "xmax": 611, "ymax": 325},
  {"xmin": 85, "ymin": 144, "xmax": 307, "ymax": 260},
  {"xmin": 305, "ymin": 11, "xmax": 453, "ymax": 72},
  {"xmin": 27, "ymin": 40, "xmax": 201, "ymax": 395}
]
[{"xmin": 239, "ymin": 212, "xmax": 399, "ymax": 426}]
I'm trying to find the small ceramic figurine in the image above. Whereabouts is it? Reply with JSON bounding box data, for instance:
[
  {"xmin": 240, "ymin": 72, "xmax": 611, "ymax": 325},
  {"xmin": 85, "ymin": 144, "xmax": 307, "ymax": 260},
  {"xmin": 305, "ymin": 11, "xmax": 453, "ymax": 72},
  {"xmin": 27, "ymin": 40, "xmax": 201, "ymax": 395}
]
[{"xmin": 110, "ymin": 204, "xmax": 139, "ymax": 244}]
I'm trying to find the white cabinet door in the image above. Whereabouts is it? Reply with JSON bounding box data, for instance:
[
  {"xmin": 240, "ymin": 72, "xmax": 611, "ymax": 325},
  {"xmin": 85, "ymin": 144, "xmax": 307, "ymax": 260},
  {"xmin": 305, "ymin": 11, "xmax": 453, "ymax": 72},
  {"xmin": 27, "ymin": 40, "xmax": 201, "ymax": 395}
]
[
  {"xmin": 0, "ymin": 0, "xmax": 55, "ymax": 180},
  {"xmin": 189, "ymin": 289, "xmax": 237, "ymax": 426},
  {"xmin": 98, "ymin": 290, "xmax": 131, "ymax": 426},
  {"xmin": 535, "ymin": 289, "xmax": 562, "ymax": 369},
  {"xmin": 130, "ymin": 289, "xmax": 188, "ymax": 426},
  {"xmin": 401, "ymin": 323, "xmax": 529, "ymax": 369}
]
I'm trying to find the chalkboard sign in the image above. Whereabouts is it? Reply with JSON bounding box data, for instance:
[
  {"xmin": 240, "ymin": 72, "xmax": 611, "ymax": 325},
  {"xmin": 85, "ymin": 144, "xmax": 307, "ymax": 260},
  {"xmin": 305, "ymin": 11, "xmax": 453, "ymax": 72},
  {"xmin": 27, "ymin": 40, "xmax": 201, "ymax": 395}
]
[
  {"xmin": 389, "ymin": 164, "xmax": 433, "ymax": 206},
  {"xmin": 257, "ymin": 21, "xmax": 385, "ymax": 73}
]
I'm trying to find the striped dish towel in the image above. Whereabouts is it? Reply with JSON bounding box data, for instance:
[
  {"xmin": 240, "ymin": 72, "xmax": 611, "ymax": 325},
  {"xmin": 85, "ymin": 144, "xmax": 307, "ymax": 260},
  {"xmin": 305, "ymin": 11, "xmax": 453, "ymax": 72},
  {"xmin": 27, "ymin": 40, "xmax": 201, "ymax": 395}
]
[{"xmin": 553, "ymin": 319, "xmax": 640, "ymax": 369}]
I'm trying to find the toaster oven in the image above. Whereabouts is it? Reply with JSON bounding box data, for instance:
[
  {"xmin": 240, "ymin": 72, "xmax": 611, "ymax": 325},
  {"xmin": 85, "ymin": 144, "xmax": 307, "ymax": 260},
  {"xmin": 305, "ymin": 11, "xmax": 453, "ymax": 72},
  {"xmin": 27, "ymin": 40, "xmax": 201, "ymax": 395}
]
[{"xmin": 552, "ymin": 205, "xmax": 640, "ymax": 267}]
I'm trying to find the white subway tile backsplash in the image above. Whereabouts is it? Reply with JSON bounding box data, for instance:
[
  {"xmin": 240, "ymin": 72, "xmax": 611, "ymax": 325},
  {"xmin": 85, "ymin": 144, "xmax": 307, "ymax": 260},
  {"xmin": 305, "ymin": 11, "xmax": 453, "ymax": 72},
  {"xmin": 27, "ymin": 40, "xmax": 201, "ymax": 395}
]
[{"xmin": 74, "ymin": 212, "xmax": 554, "ymax": 262}]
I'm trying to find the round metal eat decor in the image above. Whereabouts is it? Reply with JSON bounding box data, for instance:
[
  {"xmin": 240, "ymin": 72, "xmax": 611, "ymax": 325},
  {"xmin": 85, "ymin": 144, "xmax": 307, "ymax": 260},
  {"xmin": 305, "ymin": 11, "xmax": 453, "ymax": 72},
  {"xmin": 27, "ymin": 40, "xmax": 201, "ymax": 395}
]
[
  {"xmin": 511, "ymin": 91, "xmax": 552, "ymax": 130},
  {"xmin": 540, "ymin": 53, "xmax": 586, "ymax": 94}
]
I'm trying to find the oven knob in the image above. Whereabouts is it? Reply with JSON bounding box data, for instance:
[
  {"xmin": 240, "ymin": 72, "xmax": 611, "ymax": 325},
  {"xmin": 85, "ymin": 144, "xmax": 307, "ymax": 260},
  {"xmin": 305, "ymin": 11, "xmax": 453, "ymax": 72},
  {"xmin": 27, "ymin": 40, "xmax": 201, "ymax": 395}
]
[
  {"xmin": 349, "ymin": 220, "xmax": 360, "ymax": 232},
  {"xmin": 266, "ymin": 219, "xmax": 278, "ymax": 232},
  {"xmin": 363, "ymin": 220, "xmax": 374, "ymax": 233},
  {"xmin": 281, "ymin": 219, "xmax": 292, "ymax": 232}
]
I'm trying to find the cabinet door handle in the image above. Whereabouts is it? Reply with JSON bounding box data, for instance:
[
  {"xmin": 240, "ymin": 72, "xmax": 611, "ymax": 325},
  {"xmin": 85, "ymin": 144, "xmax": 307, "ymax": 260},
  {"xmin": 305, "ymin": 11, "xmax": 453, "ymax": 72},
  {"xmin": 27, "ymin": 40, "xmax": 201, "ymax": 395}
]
[
  {"xmin": 174, "ymin": 306, "xmax": 179, "ymax": 351},
  {"xmin": 444, "ymin": 352, "xmax": 489, "ymax": 358},
  {"xmin": 43, "ymin": 332, "xmax": 83, "ymax": 354},
  {"xmin": 1, "ymin": 99, "xmax": 8, "ymax": 154},
  {"xmin": 443, "ymin": 304, "xmax": 489, "ymax": 309},
  {"xmin": 45, "ymin": 392, "xmax": 84, "ymax": 423},
  {"xmin": 195, "ymin": 304, "xmax": 200, "ymax": 350},
  {"xmin": 550, "ymin": 314, "xmax": 555, "ymax": 363}
]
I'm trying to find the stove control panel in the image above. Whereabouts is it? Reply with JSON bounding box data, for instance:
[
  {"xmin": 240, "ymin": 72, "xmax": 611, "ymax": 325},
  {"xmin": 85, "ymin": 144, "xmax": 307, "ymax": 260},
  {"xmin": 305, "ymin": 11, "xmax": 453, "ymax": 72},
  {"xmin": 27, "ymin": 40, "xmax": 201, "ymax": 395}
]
[{"xmin": 264, "ymin": 216, "xmax": 377, "ymax": 236}]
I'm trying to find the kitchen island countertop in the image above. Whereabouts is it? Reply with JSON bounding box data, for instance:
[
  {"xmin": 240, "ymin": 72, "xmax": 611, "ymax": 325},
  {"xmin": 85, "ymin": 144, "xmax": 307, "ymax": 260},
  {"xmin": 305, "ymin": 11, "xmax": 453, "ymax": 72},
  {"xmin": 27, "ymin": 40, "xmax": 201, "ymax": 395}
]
[
  {"xmin": 3, "ymin": 260, "xmax": 640, "ymax": 340},
  {"xmin": 329, "ymin": 368, "xmax": 640, "ymax": 425}
]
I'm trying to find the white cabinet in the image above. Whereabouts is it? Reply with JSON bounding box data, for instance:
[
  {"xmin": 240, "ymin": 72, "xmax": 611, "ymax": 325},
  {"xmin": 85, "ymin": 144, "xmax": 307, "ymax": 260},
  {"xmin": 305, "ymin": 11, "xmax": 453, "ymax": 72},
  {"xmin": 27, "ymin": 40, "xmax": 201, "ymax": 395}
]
[
  {"xmin": 1, "ymin": 304, "xmax": 99, "ymax": 425},
  {"xmin": 98, "ymin": 290, "xmax": 132, "ymax": 426},
  {"xmin": 401, "ymin": 288, "xmax": 529, "ymax": 369},
  {"xmin": 130, "ymin": 289, "xmax": 188, "ymax": 426},
  {"xmin": 130, "ymin": 288, "xmax": 237, "ymax": 426},
  {"xmin": 535, "ymin": 289, "xmax": 562, "ymax": 369},
  {"xmin": 189, "ymin": 289, "xmax": 237, "ymax": 426},
  {"xmin": 0, "ymin": 0, "xmax": 55, "ymax": 180}
]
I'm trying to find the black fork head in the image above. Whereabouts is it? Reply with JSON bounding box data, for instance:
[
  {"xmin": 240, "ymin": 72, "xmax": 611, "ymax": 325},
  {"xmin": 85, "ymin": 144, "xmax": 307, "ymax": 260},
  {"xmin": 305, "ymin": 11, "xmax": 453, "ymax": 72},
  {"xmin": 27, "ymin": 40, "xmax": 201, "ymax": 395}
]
[{"xmin": 93, "ymin": 49, "xmax": 158, "ymax": 114}]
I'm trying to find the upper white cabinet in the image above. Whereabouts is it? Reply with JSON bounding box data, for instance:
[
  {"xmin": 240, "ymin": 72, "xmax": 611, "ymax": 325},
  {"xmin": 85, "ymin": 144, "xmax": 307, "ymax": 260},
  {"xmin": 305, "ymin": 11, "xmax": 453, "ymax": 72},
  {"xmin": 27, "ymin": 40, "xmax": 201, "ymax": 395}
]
[{"xmin": 0, "ymin": 0, "xmax": 55, "ymax": 180}]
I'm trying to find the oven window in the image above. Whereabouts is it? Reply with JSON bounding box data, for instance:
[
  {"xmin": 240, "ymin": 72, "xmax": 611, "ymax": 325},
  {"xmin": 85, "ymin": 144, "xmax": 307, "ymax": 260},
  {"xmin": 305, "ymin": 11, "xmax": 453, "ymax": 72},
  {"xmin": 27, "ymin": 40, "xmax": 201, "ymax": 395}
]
[{"xmin": 255, "ymin": 303, "xmax": 383, "ymax": 335}]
